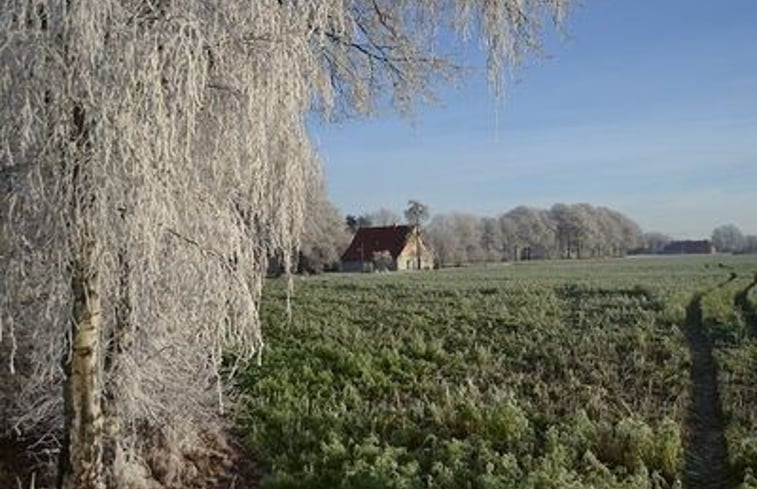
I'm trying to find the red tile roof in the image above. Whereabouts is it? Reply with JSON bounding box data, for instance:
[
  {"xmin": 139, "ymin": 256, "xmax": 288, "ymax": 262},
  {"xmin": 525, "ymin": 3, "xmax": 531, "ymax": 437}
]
[{"xmin": 341, "ymin": 225, "xmax": 413, "ymax": 262}]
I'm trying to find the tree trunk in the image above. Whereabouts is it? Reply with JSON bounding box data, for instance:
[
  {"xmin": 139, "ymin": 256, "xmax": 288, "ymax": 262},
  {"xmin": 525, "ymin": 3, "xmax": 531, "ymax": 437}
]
[
  {"xmin": 59, "ymin": 102, "xmax": 105, "ymax": 489},
  {"xmin": 60, "ymin": 245, "xmax": 104, "ymax": 489},
  {"xmin": 415, "ymin": 228, "xmax": 421, "ymax": 270}
]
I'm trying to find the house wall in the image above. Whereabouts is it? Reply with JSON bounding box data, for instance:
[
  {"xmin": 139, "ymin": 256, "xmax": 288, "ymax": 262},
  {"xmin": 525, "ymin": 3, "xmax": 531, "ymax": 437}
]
[
  {"xmin": 397, "ymin": 238, "xmax": 434, "ymax": 271},
  {"xmin": 341, "ymin": 229, "xmax": 433, "ymax": 272}
]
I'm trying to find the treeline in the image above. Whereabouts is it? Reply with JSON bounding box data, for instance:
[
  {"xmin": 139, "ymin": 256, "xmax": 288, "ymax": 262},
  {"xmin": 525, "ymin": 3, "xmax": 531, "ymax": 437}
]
[
  {"xmin": 297, "ymin": 197, "xmax": 645, "ymax": 270},
  {"xmin": 425, "ymin": 204, "xmax": 643, "ymax": 267},
  {"xmin": 295, "ymin": 190, "xmax": 756, "ymax": 273},
  {"xmin": 637, "ymin": 225, "xmax": 757, "ymax": 255}
]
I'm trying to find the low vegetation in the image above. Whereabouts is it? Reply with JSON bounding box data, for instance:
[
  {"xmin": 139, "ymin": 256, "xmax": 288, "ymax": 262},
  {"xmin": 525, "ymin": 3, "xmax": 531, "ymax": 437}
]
[
  {"xmin": 700, "ymin": 275, "xmax": 757, "ymax": 486},
  {"xmin": 241, "ymin": 256, "xmax": 757, "ymax": 488}
]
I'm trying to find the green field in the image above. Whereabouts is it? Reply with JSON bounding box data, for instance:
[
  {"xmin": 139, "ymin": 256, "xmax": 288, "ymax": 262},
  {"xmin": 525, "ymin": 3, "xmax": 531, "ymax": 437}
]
[{"xmin": 240, "ymin": 256, "xmax": 757, "ymax": 489}]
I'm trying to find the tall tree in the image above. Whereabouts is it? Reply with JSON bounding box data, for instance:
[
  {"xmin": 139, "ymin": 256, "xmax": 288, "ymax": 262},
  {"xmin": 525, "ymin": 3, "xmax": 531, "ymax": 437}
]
[
  {"xmin": 426, "ymin": 215, "xmax": 457, "ymax": 267},
  {"xmin": 712, "ymin": 224, "xmax": 746, "ymax": 253},
  {"xmin": 479, "ymin": 217, "xmax": 503, "ymax": 261},
  {"xmin": 0, "ymin": 1, "xmax": 571, "ymax": 486},
  {"xmin": 405, "ymin": 200, "xmax": 430, "ymax": 229},
  {"xmin": 405, "ymin": 200, "xmax": 431, "ymax": 269},
  {"xmin": 504, "ymin": 206, "xmax": 557, "ymax": 260},
  {"xmin": 426, "ymin": 213, "xmax": 485, "ymax": 266}
]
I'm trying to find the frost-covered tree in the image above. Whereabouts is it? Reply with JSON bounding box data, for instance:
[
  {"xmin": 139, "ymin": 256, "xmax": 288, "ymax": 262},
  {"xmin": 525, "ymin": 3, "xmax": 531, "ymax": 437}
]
[
  {"xmin": 548, "ymin": 204, "xmax": 641, "ymax": 259},
  {"xmin": 298, "ymin": 182, "xmax": 351, "ymax": 273},
  {"xmin": 0, "ymin": 1, "xmax": 570, "ymax": 487},
  {"xmin": 426, "ymin": 213, "xmax": 483, "ymax": 266},
  {"xmin": 712, "ymin": 224, "xmax": 746, "ymax": 253},
  {"xmin": 367, "ymin": 208, "xmax": 402, "ymax": 227},
  {"xmin": 479, "ymin": 217, "xmax": 503, "ymax": 261},
  {"xmin": 425, "ymin": 215, "xmax": 457, "ymax": 266},
  {"xmin": 643, "ymin": 232, "xmax": 672, "ymax": 254},
  {"xmin": 503, "ymin": 206, "xmax": 557, "ymax": 259}
]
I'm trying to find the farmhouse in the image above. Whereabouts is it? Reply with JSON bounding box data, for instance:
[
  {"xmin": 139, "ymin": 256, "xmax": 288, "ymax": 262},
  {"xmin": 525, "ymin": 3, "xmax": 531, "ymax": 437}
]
[
  {"xmin": 661, "ymin": 240, "xmax": 717, "ymax": 255},
  {"xmin": 341, "ymin": 225, "xmax": 434, "ymax": 272}
]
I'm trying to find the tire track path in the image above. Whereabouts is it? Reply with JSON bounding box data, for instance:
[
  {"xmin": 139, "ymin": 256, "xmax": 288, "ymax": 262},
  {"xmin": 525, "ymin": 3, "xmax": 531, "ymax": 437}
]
[
  {"xmin": 682, "ymin": 294, "xmax": 734, "ymax": 489},
  {"xmin": 734, "ymin": 274, "xmax": 757, "ymax": 338}
]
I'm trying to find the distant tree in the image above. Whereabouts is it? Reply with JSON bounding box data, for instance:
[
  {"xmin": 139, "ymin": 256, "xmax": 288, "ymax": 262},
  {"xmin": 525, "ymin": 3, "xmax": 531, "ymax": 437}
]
[
  {"xmin": 345, "ymin": 215, "xmax": 359, "ymax": 233},
  {"xmin": 299, "ymin": 185, "xmax": 351, "ymax": 273},
  {"xmin": 712, "ymin": 224, "xmax": 746, "ymax": 253},
  {"xmin": 345, "ymin": 214, "xmax": 373, "ymax": 233},
  {"xmin": 500, "ymin": 206, "xmax": 556, "ymax": 260},
  {"xmin": 367, "ymin": 208, "xmax": 402, "ymax": 226},
  {"xmin": 358, "ymin": 215, "xmax": 373, "ymax": 228},
  {"xmin": 497, "ymin": 215, "xmax": 519, "ymax": 261},
  {"xmin": 643, "ymin": 232, "xmax": 672, "ymax": 254},
  {"xmin": 480, "ymin": 217, "xmax": 504, "ymax": 261},
  {"xmin": 426, "ymin": 213, "xmax": 483, "ymax": 266},
  {"xmin": 405, "ymin": 200, "xmax": 430, "ymax": 269},
  {"xmin": 427, "ymin": 203, "xmax": 644, "ymax": 264},
  {"xmin": 550, "ymin": 204, "xmax": 590, "ymax": 259},
  {"xmin": 599, "ymin": 207, "xmax": 643, "ymax": 256},
  {"xmin": 743, "ymin": 235, "xmax": 757, "ymax": 254},
  {"xmin": 451, "ymin": 213, "xmax": 484, "ymax": 263},
  {"xmin": 547, "ymin": 204, "xmax": 641, "ymax": 259},
  {"xmin": 405, "ymin": 200, "xmax": 430, "ymax": 229},
  {"xmin": 425, "ymin": 215, "xmax": 457, "ymax": 267}
]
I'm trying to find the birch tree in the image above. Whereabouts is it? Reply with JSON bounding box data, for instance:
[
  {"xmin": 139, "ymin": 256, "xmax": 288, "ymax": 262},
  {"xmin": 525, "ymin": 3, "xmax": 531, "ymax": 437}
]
[{"xmin": 0, "ymin": 1, "xmax": 570, "ymax": 487}]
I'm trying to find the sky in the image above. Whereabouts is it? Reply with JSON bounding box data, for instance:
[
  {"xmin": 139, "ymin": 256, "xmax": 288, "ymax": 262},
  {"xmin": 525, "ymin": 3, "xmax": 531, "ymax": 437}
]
[{"xmin": 309, "ymin": 0, "xmax": 757, "ymax": 239}]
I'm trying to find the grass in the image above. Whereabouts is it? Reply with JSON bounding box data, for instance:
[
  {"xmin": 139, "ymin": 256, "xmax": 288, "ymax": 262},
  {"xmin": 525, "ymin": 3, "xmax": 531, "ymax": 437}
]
[{"xmin": 239, "ymin": 255, "xmax": 757, "ymax": 488}]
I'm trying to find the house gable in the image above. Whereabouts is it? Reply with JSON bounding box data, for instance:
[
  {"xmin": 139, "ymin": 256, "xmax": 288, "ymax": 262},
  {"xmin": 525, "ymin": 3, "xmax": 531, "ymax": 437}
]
[
  {"xmin": 341, "ymin": 225, "xmax": 413, "ymax": 262},
  {"xmin": 341, "ymin": 225, "xmax": 433, "ymax": 271}
]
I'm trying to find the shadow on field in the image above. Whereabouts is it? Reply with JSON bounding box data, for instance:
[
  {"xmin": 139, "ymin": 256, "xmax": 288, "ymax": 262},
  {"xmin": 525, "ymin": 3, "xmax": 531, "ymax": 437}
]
[
  {"xmin": 733, "ymin": 273, "xmax": 757, "ymax": 338},
  {"xmin": 682, "ymin": 294, "xmax": 736, "ymax": 489},
  {"xmin": 0, "ymin": 433, "xmax": 262, "ymax": 489}
]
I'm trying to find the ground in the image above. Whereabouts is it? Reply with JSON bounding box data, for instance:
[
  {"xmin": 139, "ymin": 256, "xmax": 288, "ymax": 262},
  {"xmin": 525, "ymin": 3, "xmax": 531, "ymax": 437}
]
[
  {"xmin": 4, "ymin": 256, "xmax": 757, "ymax": 488},
  {"xmin": 245, "ymin": 255, "xmax": 757, "ymax": 489}
]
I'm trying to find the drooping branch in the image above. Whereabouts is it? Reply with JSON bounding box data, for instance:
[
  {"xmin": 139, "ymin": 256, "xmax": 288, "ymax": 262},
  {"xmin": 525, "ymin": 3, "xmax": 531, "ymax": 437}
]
[{"xmin": 0, "ymin": 1, "xmax": 571, "ymax": 486}]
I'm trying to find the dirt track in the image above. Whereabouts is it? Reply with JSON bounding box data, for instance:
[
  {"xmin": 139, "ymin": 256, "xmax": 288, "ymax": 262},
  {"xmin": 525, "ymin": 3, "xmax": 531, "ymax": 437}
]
[{"xmin": 682, "ymin": 295, "xmax": 734, "ymax": 489}]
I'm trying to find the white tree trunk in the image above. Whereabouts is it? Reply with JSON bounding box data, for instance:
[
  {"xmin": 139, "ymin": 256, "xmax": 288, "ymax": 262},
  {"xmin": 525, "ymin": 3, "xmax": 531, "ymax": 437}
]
[{"xmin": 61, "ymin": 246, "xmax": 104, "ymax": 489}]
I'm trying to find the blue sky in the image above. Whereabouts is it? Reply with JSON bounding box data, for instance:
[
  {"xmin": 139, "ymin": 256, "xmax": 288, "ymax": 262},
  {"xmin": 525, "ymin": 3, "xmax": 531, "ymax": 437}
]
[{"xmin": 310, "ymin": 0, "xmax": 757, "ymax": 239}]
